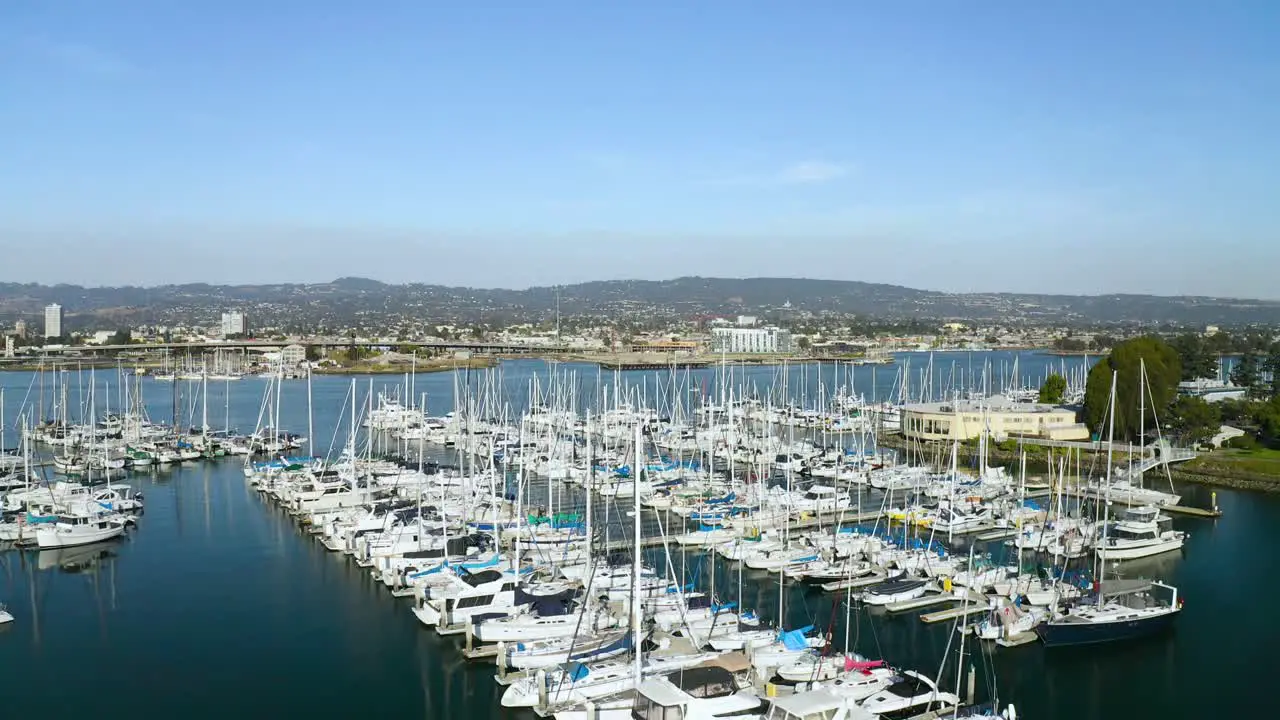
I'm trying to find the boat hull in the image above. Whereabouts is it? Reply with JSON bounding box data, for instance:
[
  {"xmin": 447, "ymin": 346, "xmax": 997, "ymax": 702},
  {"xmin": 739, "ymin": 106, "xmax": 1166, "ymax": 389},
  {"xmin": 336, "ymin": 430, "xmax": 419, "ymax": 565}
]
[{"xmin": 1036, "ymin": 609, "xmax": 1179, "ymax": 647}]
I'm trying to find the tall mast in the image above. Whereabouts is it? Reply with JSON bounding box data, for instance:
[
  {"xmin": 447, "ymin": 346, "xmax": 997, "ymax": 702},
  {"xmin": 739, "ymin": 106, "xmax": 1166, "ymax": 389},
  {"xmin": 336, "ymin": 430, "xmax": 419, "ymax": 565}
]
[
  {"xmin": 1138, "ymin": 358, "xmax": 1146, "ymax": 489},
  {"xmin": 1097, "ymin": 370, "xmax": 1118, "ymax": 606},
  {"xmin": 306, "ymin": 366, "xmax": 315, "ymax": 460},
  {"xmin": 632, "ymin": 420, "xmax": 643, "ymax": 686}
]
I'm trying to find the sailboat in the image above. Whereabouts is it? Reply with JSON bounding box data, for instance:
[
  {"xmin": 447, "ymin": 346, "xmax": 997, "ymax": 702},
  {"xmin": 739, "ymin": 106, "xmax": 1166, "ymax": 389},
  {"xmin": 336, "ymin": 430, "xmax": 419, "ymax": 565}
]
[{"xmin": 1037, "ymin": 370, "xmax": 1183, "ymax": 647}]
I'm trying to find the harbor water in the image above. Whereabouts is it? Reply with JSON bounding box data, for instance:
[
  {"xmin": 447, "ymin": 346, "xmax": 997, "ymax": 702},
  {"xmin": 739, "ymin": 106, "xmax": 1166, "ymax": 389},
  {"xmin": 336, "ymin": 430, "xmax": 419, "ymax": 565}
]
[{"xmin": 0, "ymin": 354, "xmax": 1271, "ymax": 718}]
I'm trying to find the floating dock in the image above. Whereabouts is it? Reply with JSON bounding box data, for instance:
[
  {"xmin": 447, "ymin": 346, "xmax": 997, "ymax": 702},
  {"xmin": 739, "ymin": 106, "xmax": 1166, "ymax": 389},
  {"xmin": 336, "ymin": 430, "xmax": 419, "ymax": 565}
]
[
  {"xmin": 995, "ymin": 631, "xmax": 1039, "ymax": 648},
  {"xmin": 1160, "ymin": 504, "xmax": 1222, "ymax": 518},
  {"xmin": 920, "ymin": 601, "xmax": 990, "ymax": 624}
]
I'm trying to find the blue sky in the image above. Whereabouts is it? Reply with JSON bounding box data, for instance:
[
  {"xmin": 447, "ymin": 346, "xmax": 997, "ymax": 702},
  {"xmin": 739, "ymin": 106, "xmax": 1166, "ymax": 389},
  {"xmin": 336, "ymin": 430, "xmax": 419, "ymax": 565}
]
[{"xmin": 2, "ymin": 1, "xmax": 1278, "ymax": 296}]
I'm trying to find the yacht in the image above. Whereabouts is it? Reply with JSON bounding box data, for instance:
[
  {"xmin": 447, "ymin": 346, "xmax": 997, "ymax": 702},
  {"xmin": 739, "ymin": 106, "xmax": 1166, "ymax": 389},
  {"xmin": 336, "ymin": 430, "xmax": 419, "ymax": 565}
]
[
  {"xmin": 861, "ymin": 575, "xmax": 932, "ymax": 606},
  {"xmin": 765, "ymin": 689, "xmax": 877, "ymax": 720},
  {"xmin": 856, "ymin": 670, "xmax": 962, "ymax": 718},
  {"xmin": 629, "ymin": 665, "xmax": 764, "ymax": 720},
  {"xmin": 35, "ymin": 512, "xmax": 128, "ymax": 548},
  {"xmin": 1095, "ymin": 505, "xmax": 1186, "ymax": 561},
  {"xmin": 500, "ymin": 650, "xmax": 718, "ymax": 709}
]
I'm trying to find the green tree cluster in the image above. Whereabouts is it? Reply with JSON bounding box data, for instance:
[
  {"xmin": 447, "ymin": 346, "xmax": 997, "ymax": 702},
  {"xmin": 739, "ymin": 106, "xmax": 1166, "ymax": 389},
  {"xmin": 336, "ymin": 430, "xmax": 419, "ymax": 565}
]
[
  {"xmin": 107, "ymin": 328, "xmax": 133, "ymax": 345},
  {"xmin": 1083, "ymin": 336, "xmax": 1182, "ymax": 441},
  {"xmin": 1053, "ymin": 337, "xmax": 1088, "ymax": 352},
  {"xmin": 1168, "ymin": 333, "xmax": 1219, "ymax": 381},
  {"xmin": 1038, "ymin": 374, "xmax": 1067, "ymax": 404},
  {"xmin": 1166, "ymin": 396, "xmax": 1221, "ymax": 446},
  {"xmin": 1212, "ymin": 396, "xmax": 1280, "ymax": 448},
  {"xmin": 1230, "ymin": 354, "xmax": 1261, "ymax": 396}
]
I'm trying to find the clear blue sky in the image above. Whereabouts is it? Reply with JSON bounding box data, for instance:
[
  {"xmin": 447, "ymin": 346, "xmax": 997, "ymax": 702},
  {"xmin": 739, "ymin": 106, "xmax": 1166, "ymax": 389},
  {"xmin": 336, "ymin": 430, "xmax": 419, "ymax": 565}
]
[{"xmin": 2, "ymin": 1, "xmax": 1278, "ymax": 296}]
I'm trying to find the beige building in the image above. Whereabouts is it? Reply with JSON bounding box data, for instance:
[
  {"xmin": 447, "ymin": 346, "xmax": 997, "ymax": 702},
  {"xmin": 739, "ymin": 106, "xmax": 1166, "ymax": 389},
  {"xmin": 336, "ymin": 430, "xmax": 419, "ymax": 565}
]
[
  {"xmin": 901, "ymin": 396, "xmax": 1089, "ymax": 443},
  {"xmin": 280, "ymin": 344, "xmax": 308, "ymax": 367}
]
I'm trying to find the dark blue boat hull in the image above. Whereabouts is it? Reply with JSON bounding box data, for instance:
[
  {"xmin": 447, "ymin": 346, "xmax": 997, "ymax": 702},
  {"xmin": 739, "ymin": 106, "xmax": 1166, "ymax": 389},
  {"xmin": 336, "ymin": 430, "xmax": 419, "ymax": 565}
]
[{"xmin": 1036, "ymin": 609, "xmax": 1179, "ymax": 647}]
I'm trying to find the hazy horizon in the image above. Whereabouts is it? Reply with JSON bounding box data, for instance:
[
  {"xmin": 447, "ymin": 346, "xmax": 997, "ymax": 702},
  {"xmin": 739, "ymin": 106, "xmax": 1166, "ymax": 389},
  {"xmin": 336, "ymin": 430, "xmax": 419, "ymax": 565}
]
[
  {"xmin": 2, "ymin": 3, "xmax": 1277, "ymax": 297},
  {"xmin": 3, "ymin": 269, "xmax": 1280, "ymax": 304}
]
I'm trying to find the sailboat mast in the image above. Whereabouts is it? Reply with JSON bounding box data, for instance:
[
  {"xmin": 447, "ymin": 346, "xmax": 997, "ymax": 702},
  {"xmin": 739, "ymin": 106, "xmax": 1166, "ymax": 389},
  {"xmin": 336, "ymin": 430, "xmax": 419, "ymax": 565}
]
[
  {"xmin": 307, "ymin": 366, "xmax": 315, "ymax": 460},
  {"xmin": 1139, "ymin": 358, "xmax": 1146, "ymax": 488},
  {"xmin": 632, "ymin": 421, "xmax": 643, "ymax": 686},
  {"xmin": 1098, "ymin": 370, "xmax": 1118, "ymax": 606}
]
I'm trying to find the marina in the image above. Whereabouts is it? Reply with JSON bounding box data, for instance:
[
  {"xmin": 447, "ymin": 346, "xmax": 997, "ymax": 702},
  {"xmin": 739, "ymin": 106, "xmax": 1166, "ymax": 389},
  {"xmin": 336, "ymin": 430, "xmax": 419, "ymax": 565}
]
[{"xmin": 0, "ymin": 355, "xmax": 1265, "ymax": 719}]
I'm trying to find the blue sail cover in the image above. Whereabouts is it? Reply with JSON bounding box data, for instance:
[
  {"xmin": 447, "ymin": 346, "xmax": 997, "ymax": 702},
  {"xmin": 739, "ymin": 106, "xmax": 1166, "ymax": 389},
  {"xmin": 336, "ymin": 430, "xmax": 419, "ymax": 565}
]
[
  {"xmin": 706, "ymin": 491, "xmax": 736, "ymax": 505},
  {"xmin": 562, "ymin": 662, "xmax": 590, "ymax": 683},
  {"xmin": 780, "ymin": 625, "xmax": 814, "ymax": 651}
]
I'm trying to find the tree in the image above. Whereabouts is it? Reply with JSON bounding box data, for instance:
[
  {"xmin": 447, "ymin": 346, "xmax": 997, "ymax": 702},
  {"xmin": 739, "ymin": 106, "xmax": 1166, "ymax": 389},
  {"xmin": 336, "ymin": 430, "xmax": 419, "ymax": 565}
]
[
  {"xmin": 107, "ymin": 328, "xmax": 133, "ymax": 345},
  {"xmin": 1166, "ymin": 396, "xmax": 1221, "ymax": 446},
  {"xmin": 796, "ymin": 336, "xmax": 811, "ymax": 352},
  {"xmin": 1264, "ymin": 343, "xmax": 1280, "ymax": 399},
  {"xmin": 1168, "ymin": 333, "xmax": 1218, "ymax": 381},
  {"xmin": 1083, "ymin": 336, "xmax": 1182, "ymax": 441},
  {"xmin": 1092, "ymin": 335, "xmax": 1117, "ymax": 352},
  {"xmin": 1038, "ymin": 374, "xmax": 1067, "ymax": 404},
  {"xmin": 1230, "ymin": 353, "xmax": 1260, "ymax": 395},
  {"xmin": 1054, "ymin": 337, "xmax": 1087, "ymax": 352}
]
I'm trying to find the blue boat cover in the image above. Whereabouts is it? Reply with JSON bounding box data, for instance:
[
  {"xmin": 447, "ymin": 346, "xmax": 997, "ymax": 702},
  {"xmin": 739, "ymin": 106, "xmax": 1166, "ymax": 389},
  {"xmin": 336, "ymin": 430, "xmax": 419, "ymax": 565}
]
[{"xmin": 779, "ymin": 625, "xmax": 814, "ymax": 651}]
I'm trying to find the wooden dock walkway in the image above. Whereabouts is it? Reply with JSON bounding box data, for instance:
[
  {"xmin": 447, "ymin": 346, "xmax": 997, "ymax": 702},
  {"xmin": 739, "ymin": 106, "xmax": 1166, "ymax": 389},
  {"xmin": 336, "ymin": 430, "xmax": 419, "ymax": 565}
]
[{"xmin": 920, "ymin": 601, "xmax": 989, "ymax": 624}]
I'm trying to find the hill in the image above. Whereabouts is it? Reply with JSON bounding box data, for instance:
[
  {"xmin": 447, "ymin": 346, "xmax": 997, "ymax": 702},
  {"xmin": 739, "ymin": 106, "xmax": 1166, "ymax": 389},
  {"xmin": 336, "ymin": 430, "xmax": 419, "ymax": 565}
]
[{"xmin": 1, "ymin": 276, "xmax": 1277, "ymax": 330}]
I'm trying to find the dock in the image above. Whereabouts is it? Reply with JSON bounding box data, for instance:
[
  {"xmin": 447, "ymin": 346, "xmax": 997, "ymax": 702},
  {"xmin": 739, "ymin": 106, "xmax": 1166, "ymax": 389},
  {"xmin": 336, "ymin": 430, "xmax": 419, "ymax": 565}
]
[
  {"xmin": 995, "ymin": 631, "xmax": 1039, "ymax": 648},
  {"xmin": 920, "ymin": 601, "xmax": 990, "ymax": 624},
  {"xmin": 1160, "ymin": 504, "xmax": 1222, "ymax": 518},
  {"xmin": 599, "ymin": 508, "xmax": 885, "ymax": 554},
  {"xmin": 596, "ymin": 360, "xmax": 712, "ymax": 371}
]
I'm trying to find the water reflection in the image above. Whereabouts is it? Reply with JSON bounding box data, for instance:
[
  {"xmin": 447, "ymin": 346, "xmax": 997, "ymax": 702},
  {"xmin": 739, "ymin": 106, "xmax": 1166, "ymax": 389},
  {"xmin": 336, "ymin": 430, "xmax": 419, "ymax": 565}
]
[{"xmin": 35, "ymin": 540, "xmax": 121, "ymax": 572}]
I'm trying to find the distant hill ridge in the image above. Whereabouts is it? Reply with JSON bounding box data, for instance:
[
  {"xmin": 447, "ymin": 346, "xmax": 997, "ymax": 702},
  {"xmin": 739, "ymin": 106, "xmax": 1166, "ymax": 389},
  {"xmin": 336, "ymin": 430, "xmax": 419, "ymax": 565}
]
[{"xmin": 1, "ymin": 276, "xmax": 1277, "ymax": 325}]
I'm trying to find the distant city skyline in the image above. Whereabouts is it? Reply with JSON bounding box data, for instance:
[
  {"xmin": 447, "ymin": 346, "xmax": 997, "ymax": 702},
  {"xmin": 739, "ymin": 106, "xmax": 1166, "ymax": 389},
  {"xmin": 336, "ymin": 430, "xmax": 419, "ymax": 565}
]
[{"xmin": 2, "ymin": 2, "xmax": 1277, "ymax": 297}]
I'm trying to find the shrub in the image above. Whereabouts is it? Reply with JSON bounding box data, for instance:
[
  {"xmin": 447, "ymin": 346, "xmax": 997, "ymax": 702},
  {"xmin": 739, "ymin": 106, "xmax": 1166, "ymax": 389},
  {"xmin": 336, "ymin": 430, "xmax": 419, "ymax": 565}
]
[{"xmin": 1226, "ymin": 434, "xmax": 1260, "ymax": 451}]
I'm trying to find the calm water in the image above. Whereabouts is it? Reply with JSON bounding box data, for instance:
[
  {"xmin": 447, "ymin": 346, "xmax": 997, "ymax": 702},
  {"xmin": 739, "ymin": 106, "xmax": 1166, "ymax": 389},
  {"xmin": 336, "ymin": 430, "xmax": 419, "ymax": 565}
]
[{"xmin": 0, "ymin": 355, "xmax": 1270, "ymax": 719}]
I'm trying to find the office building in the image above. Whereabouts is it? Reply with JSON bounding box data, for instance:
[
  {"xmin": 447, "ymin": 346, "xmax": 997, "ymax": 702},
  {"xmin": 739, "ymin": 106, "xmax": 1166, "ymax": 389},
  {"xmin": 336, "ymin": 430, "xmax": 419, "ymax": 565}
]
[
  {"xmin": 44, "ymin": 304, "xmax": 63, "ymax": 339},
  {"xmin": 710, "ymin": 326, "xmax": 792, "ymax": 354},
  {"xmin": 13, "ymin": 320, "xmax": 27, "ymax": 339},
  {"xmin": 221, "ymin": 312, "xmax": 247, "ymax": 337}
]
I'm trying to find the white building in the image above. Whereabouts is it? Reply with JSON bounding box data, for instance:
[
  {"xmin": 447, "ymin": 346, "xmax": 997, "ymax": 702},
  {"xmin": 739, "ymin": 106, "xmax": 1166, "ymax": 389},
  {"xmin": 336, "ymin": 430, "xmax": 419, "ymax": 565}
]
[
  {"xmin": 221, "ymin": 312, "xmax": 247, "ymax": 337},
  {"xmin": 710, "ymin": 326, "xmax": 792, "ymax": 354},
  {"xmin": 280, "ymin": 344, "xmax": 307, "ymax": 367},
  {"xmin": 901, "ymin": 396, "xmax": 1089, "ymax": 443},
  {"xmin": 4, "ymin": 335, "xmax": 13, "ymax": 358},
  {"xmin": 44, "ymin": 304, "xmax": 63, "ymax": 339}
]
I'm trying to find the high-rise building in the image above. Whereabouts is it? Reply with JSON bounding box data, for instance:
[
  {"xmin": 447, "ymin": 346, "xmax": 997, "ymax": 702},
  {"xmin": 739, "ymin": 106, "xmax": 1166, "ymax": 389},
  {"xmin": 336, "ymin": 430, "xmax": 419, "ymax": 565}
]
[
  {"xmin": 13, "ymin": 319, "xmax": 27, "ymax": 339},
  {"xmin": 4, "ymin": 335, "xmax": 14, "ymax": 358},
  {"xmin": 221, "ymin": 311, "xmax": 247, "ymax": 337},
  {"xmin": 44, "ymin": 304, "xmax": 63, "ymax": 339}
]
